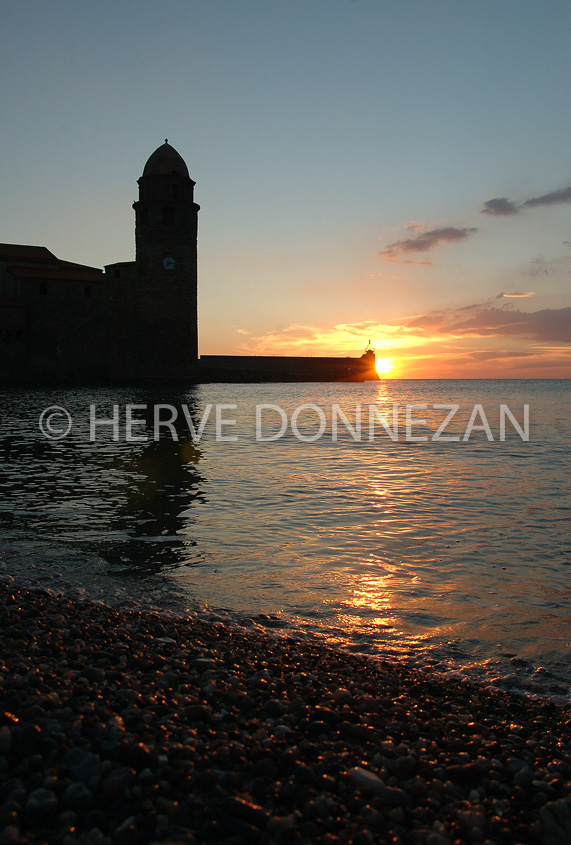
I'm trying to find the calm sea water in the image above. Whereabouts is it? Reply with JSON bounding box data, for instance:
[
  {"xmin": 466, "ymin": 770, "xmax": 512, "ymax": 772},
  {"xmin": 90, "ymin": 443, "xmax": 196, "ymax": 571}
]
[{"xmin": 1, "ymin": 380, "xmax": 570, "ymax": 699}]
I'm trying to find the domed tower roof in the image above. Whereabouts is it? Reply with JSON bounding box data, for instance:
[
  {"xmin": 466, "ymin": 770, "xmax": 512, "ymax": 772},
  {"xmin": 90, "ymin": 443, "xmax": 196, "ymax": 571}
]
[{"xmin": 142, "ymin": 140, "xmax": 190, "ymax": 178}]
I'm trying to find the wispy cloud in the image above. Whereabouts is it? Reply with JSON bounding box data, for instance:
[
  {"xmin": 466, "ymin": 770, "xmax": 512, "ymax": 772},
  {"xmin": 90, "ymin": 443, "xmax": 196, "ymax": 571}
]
[
  {"xmin": 466, "ymin": 349, "xmax": 536, "ymax": 361},
  {"xmin": 522, "ymin": 185, "xmax": 571, "ymax": 208},
  {"xmin": 524, "ymin": 258, "xmax": 552, "ymax": 279},
  {"xmin": 481, "ymin": 197, "xmax": 519, "ymax": 216},
  {"xmin": 500, "ymin": 291, "xmax": 535, "ymax": 298},
  {"xmin": 481, "ymin": 183, "xmax": 571, "ymax": 215},
  {"xmin": 435, "ymin": 306, "xmax": 571, "ymax": 342},
  {"xmin": 237, "ymin": 320, "xmax": 425, "ymax": 356},
  {"xmin": 403, "ymin": 294, "xmax": 571, "ymax": 341},
  {"xmin": 378, "ymin": 226, "xmax": 477, "ymax": 262}
]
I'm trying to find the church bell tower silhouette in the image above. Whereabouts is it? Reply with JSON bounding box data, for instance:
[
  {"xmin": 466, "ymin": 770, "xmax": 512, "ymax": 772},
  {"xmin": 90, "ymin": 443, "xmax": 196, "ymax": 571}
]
[{"xmin": 131, "ymin": 139, "xmax": 199, "ymax": 378}]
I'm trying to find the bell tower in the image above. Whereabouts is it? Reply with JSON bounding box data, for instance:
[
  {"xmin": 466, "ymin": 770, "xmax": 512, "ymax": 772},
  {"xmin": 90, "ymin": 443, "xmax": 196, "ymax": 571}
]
[{"xmin": 130, "ymin": 140, "xmax": 199, "ymax": 378}]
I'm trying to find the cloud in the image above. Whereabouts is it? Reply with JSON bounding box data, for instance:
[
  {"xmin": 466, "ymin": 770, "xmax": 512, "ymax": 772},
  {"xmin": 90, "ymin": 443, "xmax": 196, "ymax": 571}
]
[
  {"xmin": 405, "ymin": 298, "xmax": 571, "ymax": 343},
  {"xmin": 522, "ymin": 185, "xmax": 571, "ymax": 208},
  {"xmin": 481, "ymin": 197, "xmax": 519, "ymax": 216},
  {"xmin": 445, "ymin": 306, "xmax": 571, "ymax": 341},
  {"xmin": 378, "ymin": 226, "xmax": 477, "ymax": 262},
  {"xmin": 236, "ymin": 320, "xmax": 425, "ymax": 356},
  {"xmin": 524, "ymin": 259, "xmax": 551, "ymax": 278},
  {"xmin": 481, "ymin": 183, "xmax": 571, "ymax": 216},
  {"xmin": 501, "ymin": 291, "xmax": 535, "ymax": 298},
  {"xmin": 227, "ymin": 304, "xmax": 571, "ymax": 378},
  {"xmin": 466, "ymin": 349, "xmax": 536, "ymax": 361},
  {"xmin": 406, "ymin": 313, "xmax": 446, "ymax": 329}
]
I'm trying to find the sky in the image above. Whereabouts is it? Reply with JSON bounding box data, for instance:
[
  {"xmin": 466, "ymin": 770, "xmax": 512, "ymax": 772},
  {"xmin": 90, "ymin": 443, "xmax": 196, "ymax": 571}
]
[{"xmin": 1, "ymin": 0, "xmax": 570, "ymax": 377}]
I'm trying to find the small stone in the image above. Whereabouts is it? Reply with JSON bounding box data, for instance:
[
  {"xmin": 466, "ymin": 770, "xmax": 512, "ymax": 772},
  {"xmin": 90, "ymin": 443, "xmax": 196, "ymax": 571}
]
[
  {"xmin": 348, "ymin": 767, "xmax": 386, "ymax": 797},
  {"xmin": 62, "ymin": 748, "xmax": 101, "ymax": 789},
  {"xmin": 540, "ymin": 798, "xmax": 571, "ymax": 844},
  {"xmin": 532, "ymin": 780, "xmax": 556, "ymax": 797},
  {"xmin": 506, "ymin": 757, "xmax": 528, "ymax": 775},
  {"xmin": 263, "ymin": 699, "xmax": 287, "ymax": 717},
  {"xmin": 296, "ymin": 764, "xmax": 316, "ymax": 784},
  {"xmin": 384, "ymin": 785, "xmax": 411, "ymax": 808},
  {"xmin": 456, "ymin": 808, "xmax": 485, "ymax": 829},
  {"xmin": 267, "ymin": 814, "xmax": 296, "ymax": 836},
  {"xmin": 253, "ymin": 758, "xmax": 277, "ymax": 777},
  {"xmin": 333, "ymin": 688, "xmax": 353, "ymax": 705},
  {"xmin": 84, "ymin": 809, "xmax": 107, "ymax": 831},
  {"xmin": 388, "ymin": 807, "xmax": 405, "ymax": 824},
  {"xmin": 426, "ymin": 834, "xmax": 451, "ymax": 845},
  {"xmin": 0, "ymin": 726, "xmax": 12, "ymax": 755},
  {"xmin": 0, "ymin": 778, "xmax": 25, "ymax": 804},
  {"xmin": 0, "ymin": 826, "xmax": 20, "ymax": 844},
  {"xmin": 83, "ymin": 667, "xmax": 105, "ymax": 684},
  {"xmin": 56, "ymin": 810, "xmax": 78, "ymax": 832},
  {"xmin": 222, "ymin": 796, "xmax": 267, "ymax": 828},
  {"xmin": 514, "ymin": 766, "xmax": 533, "ymax": 787},
  {"xmin": 444, "ymin": 762, "xmax": 484, "ymax": 784},
  {"xmin": 62, "ymin": 782, "xmax": 94, "ymax": 811},
  {"xmin": 394, "ymin": 754, "xmax": 417, "ymax": 779},
  {"xmin": 13, "ymin": 724, "xmax": 42, "ymax": 756},
  {"xmin": 185, "ymin": 704, "xmax": 212, "ymax": 722},
  {"xmin": 101, "ymin": 767, "xmax": 134, "ymax": 800},
  {"xmin": 25, "ymin": 788, "xmax": 58, "ymax": 825}
]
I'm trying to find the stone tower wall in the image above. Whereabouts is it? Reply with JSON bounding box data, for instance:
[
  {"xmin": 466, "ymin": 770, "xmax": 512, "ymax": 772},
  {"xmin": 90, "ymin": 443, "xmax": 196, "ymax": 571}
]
[{"xmin": 107, "ymin": 142, "xmax": 200, "ymax": 381}]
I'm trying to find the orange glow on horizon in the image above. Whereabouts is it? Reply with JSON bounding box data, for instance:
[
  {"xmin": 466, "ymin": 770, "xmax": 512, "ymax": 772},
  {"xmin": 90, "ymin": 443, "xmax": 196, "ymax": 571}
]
[{"xmin": 204, "ymin": 320, "xmax": 571, "ymax": 379}]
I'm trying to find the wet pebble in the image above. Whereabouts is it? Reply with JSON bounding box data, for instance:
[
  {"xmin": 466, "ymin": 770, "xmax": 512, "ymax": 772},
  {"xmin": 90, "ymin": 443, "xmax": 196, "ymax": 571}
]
[{"xmin": 348, "ymin": 767, "xmax": 386, "ymax": 797}]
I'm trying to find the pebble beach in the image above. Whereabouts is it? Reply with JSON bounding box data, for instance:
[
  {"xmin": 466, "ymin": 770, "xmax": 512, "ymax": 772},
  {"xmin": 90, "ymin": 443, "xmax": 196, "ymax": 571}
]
[{"xmin": 1, "ymin": 580, "xmax": 570, "ymax": 845}]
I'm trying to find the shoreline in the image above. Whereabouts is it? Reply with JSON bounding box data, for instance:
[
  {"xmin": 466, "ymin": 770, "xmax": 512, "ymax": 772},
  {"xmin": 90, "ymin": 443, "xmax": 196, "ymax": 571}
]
[
  {"xmin": 1, "ymin": 582, "xmax": 570, "ymax": 844},
  {"xmin": 3, "ymin": 565, "xmax": 569, "ymax": 707}
]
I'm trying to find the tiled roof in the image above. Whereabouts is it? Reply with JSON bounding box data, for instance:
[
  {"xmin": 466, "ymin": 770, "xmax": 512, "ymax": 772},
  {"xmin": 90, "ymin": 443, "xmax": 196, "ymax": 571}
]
[
  {"xmin": 0, "ymin": 243, "xmax": 104, "ymax": 282},
  {"xmin": 0, "ymin": 244, "xmax": 58, "ymax": 264},
  {"xmin": 59, "ymin": 259, "xmax": 103, "ymax": 273},
  {"xmin": 6, "ymin": 264, "xmax": 103, "ymax": 282}
]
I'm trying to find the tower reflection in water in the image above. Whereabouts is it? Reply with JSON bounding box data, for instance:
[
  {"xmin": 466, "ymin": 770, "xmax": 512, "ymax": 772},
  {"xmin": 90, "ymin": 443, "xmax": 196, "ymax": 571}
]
[{"xmin": 97, "ymin": 393, "xmax": 204, "ymax": 576}]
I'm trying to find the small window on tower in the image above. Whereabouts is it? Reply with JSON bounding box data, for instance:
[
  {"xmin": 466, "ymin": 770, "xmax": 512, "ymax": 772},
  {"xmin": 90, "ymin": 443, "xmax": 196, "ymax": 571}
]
[
  {"xmin": 162, "ymin": 206, "xmax": 175, "ymax": 225},
  {"xmin": 140, "ymin": 209, "xmax": 149, "ymax": 225},
  {"xmin": 85, "ymin": 285, "xmax": 92, "ymax": 298},
  {"xmin": 39, "ymin": 282, "xmax": 48, "ymax": 295},
  {"xmin": 172, "ymin": 183, "xmax": 179, "ymax": 199}
]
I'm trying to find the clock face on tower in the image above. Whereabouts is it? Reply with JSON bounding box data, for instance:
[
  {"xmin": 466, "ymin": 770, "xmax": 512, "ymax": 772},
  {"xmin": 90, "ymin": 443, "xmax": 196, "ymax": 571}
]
[{"xmin": 162, "ymin": 256, "xmax": 176, "ymax": 270}]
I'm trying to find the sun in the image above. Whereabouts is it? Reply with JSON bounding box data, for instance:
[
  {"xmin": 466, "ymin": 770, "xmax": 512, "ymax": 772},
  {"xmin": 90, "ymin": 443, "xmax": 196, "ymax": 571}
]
[{"xmin": 375, "ymin": 357, "xmax": 393, "ymax": 375}]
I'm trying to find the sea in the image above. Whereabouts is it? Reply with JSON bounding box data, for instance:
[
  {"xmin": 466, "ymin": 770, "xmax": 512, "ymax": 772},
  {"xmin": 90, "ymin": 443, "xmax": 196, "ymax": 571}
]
[{"xmin": 1, "ymin": 379, "xmax": 570, "ymax": 701}]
